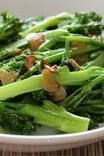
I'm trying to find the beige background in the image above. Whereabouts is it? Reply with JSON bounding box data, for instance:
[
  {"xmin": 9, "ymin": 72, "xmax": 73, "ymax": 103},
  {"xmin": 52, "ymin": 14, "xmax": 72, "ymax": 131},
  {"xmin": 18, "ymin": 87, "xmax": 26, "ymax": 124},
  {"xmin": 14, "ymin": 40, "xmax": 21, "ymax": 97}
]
[{"xmin": 0, "ymin": 0, "xmax": 103, "ymax": 17}]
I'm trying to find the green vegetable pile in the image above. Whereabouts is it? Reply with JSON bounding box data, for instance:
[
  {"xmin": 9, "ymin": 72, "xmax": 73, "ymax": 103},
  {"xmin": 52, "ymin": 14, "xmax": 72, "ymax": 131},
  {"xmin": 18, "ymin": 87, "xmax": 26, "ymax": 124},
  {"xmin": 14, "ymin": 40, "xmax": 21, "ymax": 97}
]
[{"xmin": 0, "ymin": 11, "xmax": 104, "ymax": 135}]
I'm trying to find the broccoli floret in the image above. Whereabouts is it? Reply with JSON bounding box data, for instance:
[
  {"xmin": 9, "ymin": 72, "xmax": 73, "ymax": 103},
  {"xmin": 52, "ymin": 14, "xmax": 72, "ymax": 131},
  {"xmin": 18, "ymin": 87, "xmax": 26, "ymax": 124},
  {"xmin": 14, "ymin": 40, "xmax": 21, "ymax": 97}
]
[
  {"xmin": 0, "ymin": 12, "xmax": 23, "ymax": 44},
  {"xmin": 61, "ymin": 12, "xmax": 104, "ymax": 36},
  {"xmin": 75, "ymin": 12, "xmax": 102, "ymax": 24},
  {"xmin": 0, "ymin": 109, "xmax": 37, "ymax": 135},
  {"xmin": 32, "ymin": 90, "xmax": 48, "ymax": 104}
]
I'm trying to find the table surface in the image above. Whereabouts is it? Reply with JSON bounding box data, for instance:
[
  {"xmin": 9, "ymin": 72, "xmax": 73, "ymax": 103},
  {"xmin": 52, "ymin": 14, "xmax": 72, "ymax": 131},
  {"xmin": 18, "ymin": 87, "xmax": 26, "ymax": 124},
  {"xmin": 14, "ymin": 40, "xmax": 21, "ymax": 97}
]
[{"xmin": 0, "ymin": 140, "xmax": 104, "ymax": 156}]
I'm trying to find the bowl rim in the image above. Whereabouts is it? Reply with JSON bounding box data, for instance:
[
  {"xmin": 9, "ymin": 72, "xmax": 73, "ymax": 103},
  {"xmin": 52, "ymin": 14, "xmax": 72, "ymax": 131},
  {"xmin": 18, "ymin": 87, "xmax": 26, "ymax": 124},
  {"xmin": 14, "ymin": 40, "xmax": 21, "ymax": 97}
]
[{"xmin": 0, "ymin": 127, "xmax": 104, "ymax": 145}]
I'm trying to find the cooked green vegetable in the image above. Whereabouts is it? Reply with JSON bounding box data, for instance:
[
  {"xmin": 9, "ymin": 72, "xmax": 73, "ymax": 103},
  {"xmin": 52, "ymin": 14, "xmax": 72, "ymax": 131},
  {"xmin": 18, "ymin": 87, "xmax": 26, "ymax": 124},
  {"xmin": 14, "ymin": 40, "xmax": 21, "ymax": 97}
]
[
  {"xmin": 0, "ymin": 110, "xmax": 37, "ymax": 135},
  {"xmin": 0, "ymin": 12, "xmax": 22, "ymax": 44},
  {"xmin": 0, "ymin": 66, "xmax": 104, "ymax": 100},
  {"xmin": 20, "ymin": 13, "xmax": 72, "ymax": 37},
  {"xmin": 0, "ymin": 100, "xmax": 89, "ymax": 133},
  {"xmin": 0, "ymin": 11, "xmax": 103, "ymax": 135}
]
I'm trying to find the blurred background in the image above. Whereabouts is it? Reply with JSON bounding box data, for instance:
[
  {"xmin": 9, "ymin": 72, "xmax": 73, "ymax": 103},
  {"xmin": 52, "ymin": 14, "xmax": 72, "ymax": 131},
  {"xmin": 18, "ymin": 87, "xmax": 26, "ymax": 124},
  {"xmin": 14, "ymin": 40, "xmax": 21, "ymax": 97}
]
[{"xmin": 0, "ymin": 0, "xmax": 104, "ymax": 17}]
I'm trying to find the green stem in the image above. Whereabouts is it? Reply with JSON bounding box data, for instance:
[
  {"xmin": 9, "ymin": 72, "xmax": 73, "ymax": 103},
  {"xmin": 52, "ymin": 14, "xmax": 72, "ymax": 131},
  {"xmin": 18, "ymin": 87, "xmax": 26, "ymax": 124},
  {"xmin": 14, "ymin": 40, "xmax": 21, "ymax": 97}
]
[
  {"xmin": 63, "ymin": 74, "xmax": 104, "ymax": 110},
  {"xmin": 0, "ymin": 66, "xmax": 104, "ymax": 100},
  {"xmin": 81, "ymin": 99, "xmax": 103, "ymax": 105},
  {"xmin": 62, "ymin": 35, "xmax": 104, "ymax": 48},
  {"xmin": 44, "ymin": 29, "xmax": 69, "ymax": 39},
  {"xmin": 38, "ymin": 39, "xmax": 55, "ymax": 51},
  {"xmin": 85, "ymin": 52, "xmax": 104, "ymax": 68},
  {"xmin": 0, "ymin": 100, "xmax": 89, "ymax": 133},
  {"xmin": 20, "ymin": 13, "xmax": 72, "ymax": 37}
]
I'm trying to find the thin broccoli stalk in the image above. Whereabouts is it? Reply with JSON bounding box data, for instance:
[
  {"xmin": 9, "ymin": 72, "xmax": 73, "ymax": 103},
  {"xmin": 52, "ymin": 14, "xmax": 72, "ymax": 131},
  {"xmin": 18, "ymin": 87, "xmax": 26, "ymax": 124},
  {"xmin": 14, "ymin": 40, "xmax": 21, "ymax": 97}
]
[
  {"xmin": 45, "ymin": 51, "xmax": 65, "ymax": 63},
  {"xmin": 84, "ymin": 52, "xmax": 104, "ymax": 68},
  {"xmin": 62, "ymin": 35, "xmax": 104, "ymax": 48},
  {"xmin": 37, "ymin": 46, "xmax": 95, "ymax": 57},
  {"xmin": 36, "ymin": 46, "xmax": 98, "ymax": 61},
  {"xmin": 61, "ymin": 23, "xmax": 98, "ymax": 30},
  {"xmin": 44, "ymin": 29, "xmax": 69, "ymax": 39},
  {"xmin": 77, "ymin": 106, "xmax": 104, "ymax": 115},
  {"xmin": 70, "ymin": 46, "xmax": 100, "ymax": 57},
  {"xmin": 0, "ymin": 66, "xmax": 104, "ymax": 100},
  {"xmin": 38, "ymin": 39, "xmax": 55, "ymax": 51},
  {"xmin": 20, "ymin": 13, "xmax": 72, "ymax": 37},
  {"xmin": 64, "ymin": 74, "xmax": 104, "ymax": 111},
  {"xmin": 0, "ymin": 100, "xmax": 90, "ymax": 133},
  {"xmin": 76, "ymin": 100, "xmax": 104, "ymax": 115},
  {"xmin": 36, "ymin": 48, "xmax": 65, "ymax": 58}
]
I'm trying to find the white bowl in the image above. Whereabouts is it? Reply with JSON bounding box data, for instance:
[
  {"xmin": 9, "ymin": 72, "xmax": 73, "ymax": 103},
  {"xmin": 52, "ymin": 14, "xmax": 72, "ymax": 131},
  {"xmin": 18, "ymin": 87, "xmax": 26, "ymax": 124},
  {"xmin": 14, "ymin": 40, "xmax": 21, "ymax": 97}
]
[
  {"xmin": 0, "ymin": 0, "xmax": 104, "ymax": 152},
  {"xmin": 0, "ymin": 128, "xmax": 104, "ymax": 152}
]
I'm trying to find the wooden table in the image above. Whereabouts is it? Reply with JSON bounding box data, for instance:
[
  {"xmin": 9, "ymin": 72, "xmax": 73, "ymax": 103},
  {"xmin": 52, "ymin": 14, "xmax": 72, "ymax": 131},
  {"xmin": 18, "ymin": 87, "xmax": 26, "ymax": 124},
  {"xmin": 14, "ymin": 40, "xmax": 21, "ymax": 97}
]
[{"xmin": 0, "ymin": 140, "xmax": 104, "ymax": 156}]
